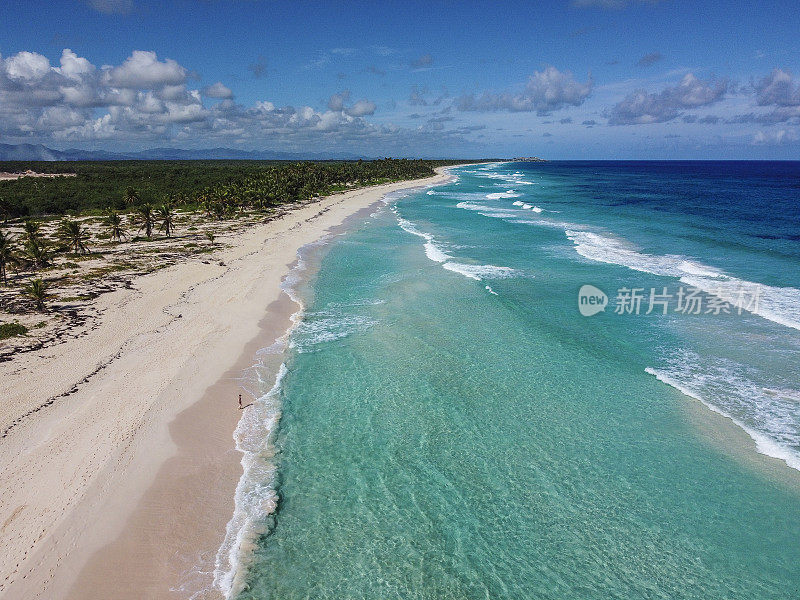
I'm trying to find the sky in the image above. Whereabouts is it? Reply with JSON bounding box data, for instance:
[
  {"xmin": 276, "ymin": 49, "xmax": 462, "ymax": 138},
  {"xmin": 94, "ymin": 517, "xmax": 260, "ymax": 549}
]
[{"xmin": 1, "ymin": 0, "xmax": 799, "ymax": 159}]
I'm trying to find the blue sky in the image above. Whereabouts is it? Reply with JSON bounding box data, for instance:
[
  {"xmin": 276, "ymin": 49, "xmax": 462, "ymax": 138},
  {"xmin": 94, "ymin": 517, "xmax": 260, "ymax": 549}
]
[{"xmin": 1, "ymin": 0, "xmax": 799, "ymax": 158}]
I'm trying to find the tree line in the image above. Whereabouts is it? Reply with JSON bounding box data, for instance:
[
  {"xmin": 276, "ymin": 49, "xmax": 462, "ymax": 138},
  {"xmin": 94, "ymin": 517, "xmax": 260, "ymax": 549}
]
[
  {"xmin": 0, "ymin": 159, "xmax": 475, "ymax": 219},
  {"xmin": 0, "ymin": 158, "xmax": 479, "ymax": 311}
]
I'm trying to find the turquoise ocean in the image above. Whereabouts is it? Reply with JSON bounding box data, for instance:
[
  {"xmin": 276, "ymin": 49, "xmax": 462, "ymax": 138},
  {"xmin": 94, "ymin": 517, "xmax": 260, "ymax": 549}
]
[{"xmin": 217, "ymin": 161, "xmax": 800, "ymax": 599}]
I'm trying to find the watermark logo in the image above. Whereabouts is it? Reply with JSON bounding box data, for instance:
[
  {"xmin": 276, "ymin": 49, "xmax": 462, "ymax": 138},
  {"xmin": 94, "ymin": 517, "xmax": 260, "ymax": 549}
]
[
  {"xmin": 578, "ymin": 284, "xmax": 608, "ymax": 316},
  {"xmin": 578, "ymin": 283, "xmax": 762, "ymax": 317}
]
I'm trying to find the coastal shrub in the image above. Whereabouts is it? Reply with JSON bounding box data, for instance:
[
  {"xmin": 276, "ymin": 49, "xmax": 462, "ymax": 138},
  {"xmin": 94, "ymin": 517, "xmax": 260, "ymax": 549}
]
[{"xmin": 0, "ymin": 322, "xmax": 28, "ymax": 339}]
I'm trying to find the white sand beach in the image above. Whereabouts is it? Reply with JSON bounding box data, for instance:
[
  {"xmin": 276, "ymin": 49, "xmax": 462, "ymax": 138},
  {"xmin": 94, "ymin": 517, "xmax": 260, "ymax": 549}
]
[{"xmin": 0, "ymin": 169, "xmax": 452, "ymax": 600}]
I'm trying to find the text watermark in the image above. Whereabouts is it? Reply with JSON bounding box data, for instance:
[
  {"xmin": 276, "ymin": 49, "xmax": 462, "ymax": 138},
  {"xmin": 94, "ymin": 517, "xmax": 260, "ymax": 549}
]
[{"xmin": 578, "ymin": 284, "xmax": 762, "ymax": 317}]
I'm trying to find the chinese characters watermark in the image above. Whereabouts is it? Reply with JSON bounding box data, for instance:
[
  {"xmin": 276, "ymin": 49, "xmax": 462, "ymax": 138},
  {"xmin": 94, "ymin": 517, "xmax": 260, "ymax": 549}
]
[{"xmin": 578, "ymin": 284, "xmax": 761, "ymax": 317}]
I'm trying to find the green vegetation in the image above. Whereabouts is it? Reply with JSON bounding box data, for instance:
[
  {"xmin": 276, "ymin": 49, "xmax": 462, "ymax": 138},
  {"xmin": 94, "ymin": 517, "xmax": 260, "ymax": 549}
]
[
  {"xmin": 104, "ymin": 210, "xmax": 127, "ymax": 241},
  {"xmin": 0, "ymin": 159, "xmax": 475, "ymax": 218},
  {"xmin": 22, "ymin": 278, "xmax": 50, "ymax": 310},
  {"xmin": 57, "ymin": 219, "xmax": 91, "ymax": 254},
  {"xmin": 0, "ymin": 158, "xmax": 479, "ymax": 324},
  {"xmin": 0, "ymin": 229, "xmax": 16, "ymax": 284},
  {"xmin": 0, "ymin": 322, "xmax": 28, "ymax": 340},
  {"xmin": 134, "ymin": 203, "xmax": 156, "ymax": 238}
]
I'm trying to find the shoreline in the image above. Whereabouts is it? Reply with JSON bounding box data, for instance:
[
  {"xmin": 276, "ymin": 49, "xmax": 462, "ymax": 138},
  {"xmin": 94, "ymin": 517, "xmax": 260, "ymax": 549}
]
[{"xmin": 0, "ymin": 168, "xmax": 456, "ymax": 600}]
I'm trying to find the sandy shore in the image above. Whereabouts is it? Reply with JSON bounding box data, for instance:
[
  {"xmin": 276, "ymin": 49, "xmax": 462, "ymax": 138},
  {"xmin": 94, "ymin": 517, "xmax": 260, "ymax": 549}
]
[{"xmin": 0, "ymin": 168, "xmax": 453, "ymax": 600}]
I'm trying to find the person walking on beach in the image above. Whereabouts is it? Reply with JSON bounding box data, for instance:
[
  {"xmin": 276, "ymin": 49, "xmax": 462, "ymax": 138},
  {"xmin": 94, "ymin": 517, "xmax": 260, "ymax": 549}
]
[{"xmin": 238, "ymin": 394, "xmax": 243, "ymax": 410}]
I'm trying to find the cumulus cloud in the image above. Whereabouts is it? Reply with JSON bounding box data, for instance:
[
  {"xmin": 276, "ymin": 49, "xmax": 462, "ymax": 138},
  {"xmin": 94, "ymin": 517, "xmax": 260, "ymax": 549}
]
[
  {"xmin": 0, "ymin": 47, "xmax": 480, "ymax": 155},
  {"xmin": 105, "ymin": 50, "xmax": 187, "ymax": 88},
  {"xmin": 346, "ymin": 99, "xmax": 376, "ymax": 117},
  {"xmin": 607, "ymin": 73, "xmax": 728, "ymax": 124},
  {"xmin": 326, "ymin": 91, "xmax": 375, "ymax": 116},
  {"xmin": 754, "ymin": 69, "xmax": 800, "ymax": 106},
  {"xmin": 327, "ymin": 90, "xmax": 351, "ymax": 111},
  {"xmin": 728, "ymin": 69, "xmax": 800, "ymax": 124},
  {"xmin": 202, "ymin": 82, "xmax": 234, "ymax": 99},
  {"xmin": 411, "ymin": 54, "xmax": 434, "ymax": 69},
  {"xmin": 636, "ymin": 52, "xmax": 663, "ymax": 67},
  {"xmin": 456, "ymin": 66, "xmax": 593, "ymax": 115}
]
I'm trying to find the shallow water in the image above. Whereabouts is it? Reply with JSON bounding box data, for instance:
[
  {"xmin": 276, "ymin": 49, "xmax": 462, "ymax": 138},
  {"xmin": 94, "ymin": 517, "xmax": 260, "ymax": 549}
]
[{"xmin": 232, "ymin": 162, "xmax": 800, "ymax": 599}]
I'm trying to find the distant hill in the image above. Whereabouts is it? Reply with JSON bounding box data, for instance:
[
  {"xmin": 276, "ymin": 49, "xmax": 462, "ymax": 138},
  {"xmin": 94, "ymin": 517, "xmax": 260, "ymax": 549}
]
[{"xmin": 0, "ymin": 143, "xmax": 366, "ymax": 162}]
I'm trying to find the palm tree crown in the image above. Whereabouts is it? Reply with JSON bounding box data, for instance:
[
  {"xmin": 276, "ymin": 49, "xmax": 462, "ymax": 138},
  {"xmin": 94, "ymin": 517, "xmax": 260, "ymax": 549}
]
[
  {"xmin": 157, "ymin": 203, "xmax": 176, "ymax": 237},
  {"xmin": 58, "ymin": 219, "xmax": 91, "ymax": 254},
  {"xmin": 135, "ymin": 203, "xmax": 156, "ymax": 238},
  {"xmin": 23, "ymin": 278, "xmax": 49, "ymax": 310},
  {"xmin": 104, "ymin": 210, "xmax": 127, "ymax": 241}
]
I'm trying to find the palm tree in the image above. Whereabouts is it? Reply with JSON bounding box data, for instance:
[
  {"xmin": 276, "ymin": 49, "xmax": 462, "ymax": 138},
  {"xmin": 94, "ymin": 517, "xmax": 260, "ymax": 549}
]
[
  {"xmin": 157, "ymin": 203, "xmax": 176, "ymax": 237},
  {"xmin": 0, "ymin": 229, "xmax": 17, "ymax": 285},
  {"xmin": 104, "ymin": 210, "xmax": 127, "ymax": 241},
  {"xmin": 124, "ymin": 186, "xmax": 140, "ymax": 207},
  {"xmin": 23, "ymin": 219, "xmax": 42, "ymax": 245},
  {"xmin": 22, "ymin": 278, "xmax": 49, "ymax": 310},
  {"xmin": 23, "ymin": 238, "xmax": 51, "ymax": 269},
  {"xmin": 135, "ymin": 203, "xmax": 156, "ymax": 238},
  {"xmin": 58, "ymin": 219, "xmax": 91, "ymax": 254}
]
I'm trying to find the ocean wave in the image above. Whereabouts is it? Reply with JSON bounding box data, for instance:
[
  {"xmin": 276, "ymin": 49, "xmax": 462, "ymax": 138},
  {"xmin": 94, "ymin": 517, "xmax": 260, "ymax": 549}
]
[
  {"xmin": 564, "ymin": 229, "xmax": 800, "ymax": 331},
  {"xmin": 290, "ymin": 313, "xmax": 377, "ymax": 352},
  {"xmin": 486, "ymin": 190, "xmax": 521, "ymax": 199},
  {"xmin": 395, "ymin": 211, "xmax": 520, "ymax": 285},
  {"xmin": 455, "ymin": 201, "xmax": 521, "ymax": 219},
  {"xmin": 396, "ymin": 216, "xmax": 451, "ymax": 263},
  {"xmin": 645, "ymin": 350, "xmax": 800, "ymax": 472},
  {"xmin": 442, "ymin": 262, "xmax": 519, "ymax": 280},
  {"xmin": 531, "ymin": 206, "xmax": 543, "ymax": 213},
  {"xmin": 214, "ymin": 363, "xmax": 287, "ymax": 599}
]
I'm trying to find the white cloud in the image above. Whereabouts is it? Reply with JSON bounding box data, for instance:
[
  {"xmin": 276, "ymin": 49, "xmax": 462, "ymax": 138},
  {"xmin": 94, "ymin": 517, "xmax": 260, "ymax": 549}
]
[
  {"xmin": 0, "ymin": 47, "xmax": 477, "ymax": 154},
  {"xmin": 608, "ymin": 73, "xmax": 728, "ymax": 124},
  {"xmin": 456, "ymin": 66, "xmax": 593, "ymax": 115},
  {"xmin": 105, "ymin": 51, "xmax": 187, "ymax": 89},
  {"xmin": 202, "ymin": 82, "xmax": 234, "ymax": 99},
  {"xmin": 346, "ymin": 99, "xmax": 376, "ymax": 117},
  {"xmin": 4, "ymin": 51, "xmax": 52, "ymax": 82}
]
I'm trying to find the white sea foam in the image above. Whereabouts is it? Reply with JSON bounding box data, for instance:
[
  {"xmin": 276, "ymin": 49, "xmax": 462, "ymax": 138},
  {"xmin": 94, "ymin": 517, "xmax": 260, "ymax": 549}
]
[
  {"xmin": 512, "ymin": 201, "xmax": 524, "ymax": 206},
  {"xmin": 291, "ymin": 313, "xmax": 377, "ymax": 352},
  {"xmin": 486, "ymin": 190, "xmax": 521, "ymax": 199},
  {"xmin": 396, "ymin": 215, "xmax": 452, "ymax": 262},
  {"xmin": 214, "ymin": 362, "xmax": 287, "ymax": 599},
  {"xmin": 645, "ymin": 351, "xmax": 800, "ymax": 472},
  {"xmin": 522, "ymin": 203, "xmax": 533, "ymax": 210},
  {"xmin": 442, "ymin": 262, "xmax": 519, "ymax": 280},
  {"xmin": 455, "ymin": 201, "xmax": 521, "ymax": 219},
  {"xmin": 213, "ymin": 242, "xmax": 319, "ymax": 599},
  {"xmin": 564, "ymin": 229, "xmax": 800, "ymax": 331},
  {"xmin": 396, "ymin": 208, "xmax": 520, "ymax": 284},
  {"xmin": 531, "ymin": 206, "xmax": 543, "ymax": 213}
]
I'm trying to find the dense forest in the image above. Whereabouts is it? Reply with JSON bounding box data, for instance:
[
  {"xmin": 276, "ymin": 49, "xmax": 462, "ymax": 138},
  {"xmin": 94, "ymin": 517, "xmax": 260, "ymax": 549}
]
[{"xmin": 0, "ymin": 159, "xmax": 478, "ymax": 219}]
